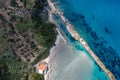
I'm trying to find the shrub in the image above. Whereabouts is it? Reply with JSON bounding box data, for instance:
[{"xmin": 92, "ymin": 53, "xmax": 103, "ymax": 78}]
[{"xmin": 10, "ymin": 0, "xmax": 17, "ymax": 7}]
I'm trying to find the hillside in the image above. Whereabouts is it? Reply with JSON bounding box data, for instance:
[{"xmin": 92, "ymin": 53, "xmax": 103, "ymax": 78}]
[{"xmin": 0, "ymin": 0, "xmax": 56, "ymax": 80}]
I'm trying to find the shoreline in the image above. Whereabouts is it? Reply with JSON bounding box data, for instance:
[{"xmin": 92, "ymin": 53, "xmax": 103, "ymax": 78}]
[
  {"xmin": 47, "ymin": 0, "xmax": 116, "ymax": 80},
  {"xmin": 44, "ymin": 32, "xmax": 65, "ymax": 80},
  {"xmin": 44, "ymin": 3, "xmax": 68, "ymax": 80},
  {"xmin": 48, "ymin": 9, "xmax": 67, "ymax": 43}
]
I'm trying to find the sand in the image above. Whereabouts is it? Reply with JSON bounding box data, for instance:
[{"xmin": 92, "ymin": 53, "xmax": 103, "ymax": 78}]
[{"xmin": 44, "ymin": 29, "xmax": 66, "ymax": 80}]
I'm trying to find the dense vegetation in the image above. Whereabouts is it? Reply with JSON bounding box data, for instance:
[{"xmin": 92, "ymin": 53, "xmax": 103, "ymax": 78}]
[
  {"xmin": 31, "ymin": 73, "xmax": 44, "ymax": 80},
  {"xmin": 0, "ymin": 0, "xmax": 56, "ymax": 80},
  {"xmin": 31, "ymin": 0, "xmax": 56, "ymax": 48},
  {"xmin": 10, "ymin": 0, "xmax": 17, "ymax": 7},
  {"xmin": 0, "ymin": 14, "xmax": 29, "ymax": 80},
  {"xmin": 0, "ymin": 50, "xmax": 28, "ymax": 80},
  {"xmin": 36, "ymin": 23, "xmax": 56, "ymax": 48},
  {"xmin": 31, "ymin": 0, "xmax": 48, "ymax": 26}
]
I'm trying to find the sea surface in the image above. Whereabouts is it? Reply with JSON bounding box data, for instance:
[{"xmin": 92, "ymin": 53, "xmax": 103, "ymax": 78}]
[{"xmin": 50, "ymin": 0, "xmax": 120, "ymax": 80}]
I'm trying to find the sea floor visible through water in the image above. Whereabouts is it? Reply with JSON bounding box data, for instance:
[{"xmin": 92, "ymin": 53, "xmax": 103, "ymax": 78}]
[
  {"xmin": 48, "ymin": 13, "xmax": 110, "ymax": 79},
  {"xmin": 49, "ymin": 32, "xmax": 110, "ymax": 80}
]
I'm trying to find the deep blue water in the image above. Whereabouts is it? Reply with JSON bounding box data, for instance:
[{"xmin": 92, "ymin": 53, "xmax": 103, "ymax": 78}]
[{"xmin": 53, "ymin": 0, "xmax": 120, "ymax": 79}]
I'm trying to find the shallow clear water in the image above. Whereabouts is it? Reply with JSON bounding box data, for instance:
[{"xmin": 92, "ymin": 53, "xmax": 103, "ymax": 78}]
[
  {"xmin": 49, "ymin": 14, "xmax": 110, "ymax": 80},
  {"xmin": 49, "ymin": 36, "xmax": 110, "ymax": 80},
  {"xmin": 52, "ymin": 0, "xmax": 120, "ymax": 79}
]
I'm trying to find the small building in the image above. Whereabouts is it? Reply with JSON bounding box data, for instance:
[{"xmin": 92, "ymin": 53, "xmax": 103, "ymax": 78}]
[{"xmin": 38, "ymin": 63, "xmax": 47, "ymax": 74}]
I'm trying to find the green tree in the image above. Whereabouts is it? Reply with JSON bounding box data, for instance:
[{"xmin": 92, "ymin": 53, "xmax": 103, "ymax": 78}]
[
  {"xmin": 0, "ymin": 63, "xmax": 11, "ymax": 80},
  {"xmin": 10, "ymin": 0, "xmax": 17, "ymax": 7},
  {"xmin": 32, "ymin": 73, "xmax": 44, "ymax": 80}
]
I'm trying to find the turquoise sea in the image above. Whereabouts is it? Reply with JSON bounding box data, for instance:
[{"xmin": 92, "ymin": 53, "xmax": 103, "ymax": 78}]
[{"xmin": 50, "ymin": 0, "xmax": 120, "ymax": 80}]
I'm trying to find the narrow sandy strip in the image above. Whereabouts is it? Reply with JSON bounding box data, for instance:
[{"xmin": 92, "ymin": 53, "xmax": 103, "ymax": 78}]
[
  {"xmin": 43, "ymin": 15, "xmax": 66, "ymax": 79},
  {"xmin": 44, "ymin": 32, "xmax": 64, "ymax": 80},
  {"xmin": 45, "ymin": 8, "xmax": 67, "ymax": 80},
  {"xmin": 48, "ymin": 13, "xmax": 67, "ymax": 43},
  {"xmin": 47, "ymin": 0, "xmax": 116, "ymax": 80}
]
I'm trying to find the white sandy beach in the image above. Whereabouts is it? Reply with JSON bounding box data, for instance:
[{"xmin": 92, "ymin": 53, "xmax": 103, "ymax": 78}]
[
  {"xmin": 47, "ymin": 31, "xmax": 95, "ymax": 80},
  {"xmin": 44, "ymin": 30, "xmax": 66, "ymax": 80}
]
